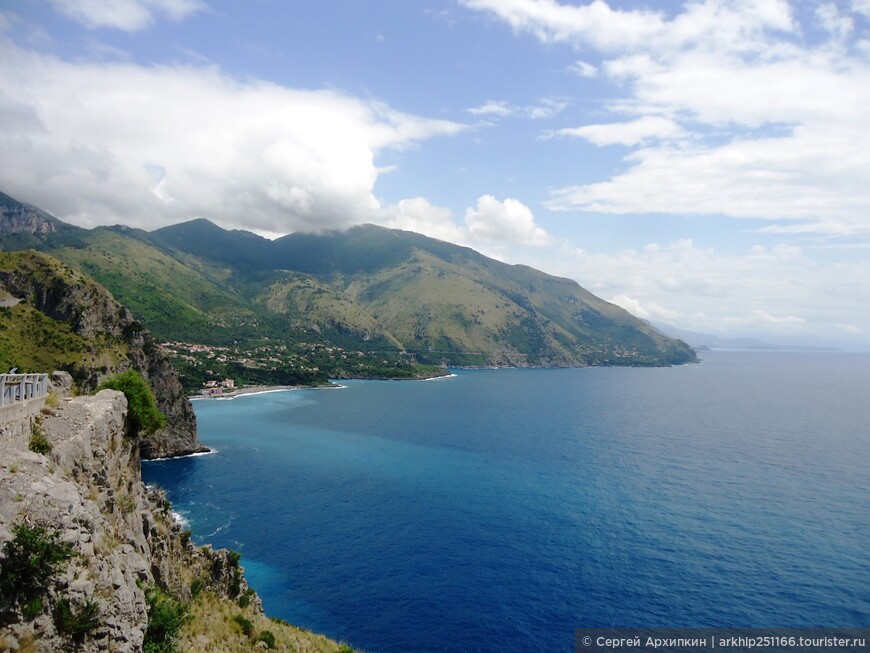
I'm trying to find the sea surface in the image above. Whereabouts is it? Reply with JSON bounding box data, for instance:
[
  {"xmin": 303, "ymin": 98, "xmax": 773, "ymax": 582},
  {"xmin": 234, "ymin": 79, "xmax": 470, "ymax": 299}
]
[{"xmin": 143, "ymin": 350, "xmax": 870, "ymax": 652}]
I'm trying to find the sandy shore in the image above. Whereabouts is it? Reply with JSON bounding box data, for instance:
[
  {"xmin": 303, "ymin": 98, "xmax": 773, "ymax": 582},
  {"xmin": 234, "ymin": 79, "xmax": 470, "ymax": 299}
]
[{"xmin": 190, "ymin": 382, "xmax": 342, "ymax": 401}]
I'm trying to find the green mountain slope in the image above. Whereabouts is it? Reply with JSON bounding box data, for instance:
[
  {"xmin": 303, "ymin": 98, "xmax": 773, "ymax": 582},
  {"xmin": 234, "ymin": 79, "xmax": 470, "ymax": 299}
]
[
  {"xmin": 48, "ymin": 227, "xmax": 260, "ymax": 343},
  {"xmin": 0, "ymin": 191, "xmax": 696, "ymax": 369},
  {"xmin": 0, "ymin": 249, "xmax": 205, "ymax": 457}
]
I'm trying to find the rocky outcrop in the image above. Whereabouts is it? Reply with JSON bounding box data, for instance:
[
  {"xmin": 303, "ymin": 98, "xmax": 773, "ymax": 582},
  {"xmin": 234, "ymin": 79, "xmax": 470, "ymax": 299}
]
[
  {"xmin": 0, "ymin": 192, "xmax": 60, "ymax": 238},
  {"xmin": 0, "ymin": 251, "xmax": 205, "ymax": 458},
  {"xmin": 0, "ymin": 391, "xmax": 258, "ymax": 652}
]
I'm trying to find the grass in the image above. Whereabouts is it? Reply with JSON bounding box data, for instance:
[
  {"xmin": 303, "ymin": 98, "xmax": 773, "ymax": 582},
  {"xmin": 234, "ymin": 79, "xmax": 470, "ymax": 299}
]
[
  {"xmin": 178, "ymin": 591, "xmax": 354, "ymax": 653},
  {"xmin": 0, "ymin": 252, "xmax": 130, "ymax": 379}
]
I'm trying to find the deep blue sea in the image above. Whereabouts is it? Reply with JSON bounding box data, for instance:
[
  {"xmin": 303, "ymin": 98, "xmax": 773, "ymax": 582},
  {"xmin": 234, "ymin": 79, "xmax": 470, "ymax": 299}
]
[{"xmin": 143, "ymin": 350, "xmax": 870, "ymax": 652}]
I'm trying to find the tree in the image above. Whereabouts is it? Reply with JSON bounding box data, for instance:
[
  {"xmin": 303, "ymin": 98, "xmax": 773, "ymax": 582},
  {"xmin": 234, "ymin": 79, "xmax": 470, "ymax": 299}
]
[{"xmin": 98, "ymin": 370, "xmax": 166, "ymax": 434}]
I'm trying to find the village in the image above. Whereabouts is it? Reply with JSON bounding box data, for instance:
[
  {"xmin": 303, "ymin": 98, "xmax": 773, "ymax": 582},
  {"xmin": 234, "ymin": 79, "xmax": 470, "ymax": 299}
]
[{"xmin": 158, "ymin": 339, "xmax": 437, "ymax": 394}]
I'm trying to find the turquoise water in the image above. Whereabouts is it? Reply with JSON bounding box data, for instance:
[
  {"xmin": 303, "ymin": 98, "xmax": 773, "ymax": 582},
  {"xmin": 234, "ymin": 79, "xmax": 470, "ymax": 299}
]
[{"xmin": 143, "ymin": 350, "xmax": 870, "ymax": 652}]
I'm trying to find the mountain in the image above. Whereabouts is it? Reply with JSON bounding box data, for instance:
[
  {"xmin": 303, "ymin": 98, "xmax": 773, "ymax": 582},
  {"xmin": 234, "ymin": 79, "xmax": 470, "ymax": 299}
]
[
  {"xmin": 650, "ymin": 321, "xmax": 840, "ymax": 351},
  {"xmin": 0, "ymin": 191, "xmax": 696, "ymax": 369},
  {"xmin": 0, "ymin": 249, "xmax": 205, "ymax": 458}
]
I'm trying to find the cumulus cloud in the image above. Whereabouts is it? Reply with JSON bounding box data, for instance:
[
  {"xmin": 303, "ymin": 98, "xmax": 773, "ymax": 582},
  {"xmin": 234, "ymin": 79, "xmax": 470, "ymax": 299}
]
[
  {"xmin": 385, "ymin": 195, "xmax": 554, "ymax": 249},
  {"xmin": 0, "ymin": 43, "xmax": 464, "ymax": 234},
  {"xmin": 48, "ymin": 0, "xmax": 206, "ymax": 31},
  {"xmin": 465, "ymin": 195, "xmax": 554, "ymax": 246},
  {"xmin": 383, "ymin": 197, "xmax": 467, "ymax": 244},
  {"xmin": 463, "ymin": 0, "xmax": 870, "ymax": 236}
]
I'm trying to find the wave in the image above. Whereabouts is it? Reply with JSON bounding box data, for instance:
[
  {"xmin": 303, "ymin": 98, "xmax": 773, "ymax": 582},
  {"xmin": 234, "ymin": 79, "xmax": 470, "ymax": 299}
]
[{"xmin": 145, "ymin": 448, "xmax": 217, "ymax": 461}]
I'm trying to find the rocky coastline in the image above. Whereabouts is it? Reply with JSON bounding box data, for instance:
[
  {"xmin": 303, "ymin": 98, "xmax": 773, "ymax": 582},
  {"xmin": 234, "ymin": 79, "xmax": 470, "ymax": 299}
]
[{"xmin": 0, "ymin": 383, "xmax": 349, "ymax": 652}]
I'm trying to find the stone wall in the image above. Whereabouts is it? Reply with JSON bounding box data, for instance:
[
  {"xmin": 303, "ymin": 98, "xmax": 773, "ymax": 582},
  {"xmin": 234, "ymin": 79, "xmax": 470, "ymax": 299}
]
[{"xmin": 0, "ymin": 396, "xmax": 47, "ymax": 450}]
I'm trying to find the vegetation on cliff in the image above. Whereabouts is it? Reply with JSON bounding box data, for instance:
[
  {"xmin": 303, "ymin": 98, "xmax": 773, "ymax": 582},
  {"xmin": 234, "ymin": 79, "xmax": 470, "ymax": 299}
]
[
  {"xmin": 0, "ymin": 249, "xmax": 203, "ymax": 458},
  {"xmin": 99, "ymin": 370, "xmax": 167, "ymax": 435},
  {"xmin": 0, "ymin": 390, "xmax": 356, "ymax": 651}
]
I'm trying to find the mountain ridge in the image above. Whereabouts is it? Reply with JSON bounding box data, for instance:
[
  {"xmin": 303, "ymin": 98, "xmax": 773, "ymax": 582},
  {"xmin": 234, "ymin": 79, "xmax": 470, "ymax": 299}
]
[{"xmin": 0, "ymin": 192, "xmax": 697, "ymax": 373}]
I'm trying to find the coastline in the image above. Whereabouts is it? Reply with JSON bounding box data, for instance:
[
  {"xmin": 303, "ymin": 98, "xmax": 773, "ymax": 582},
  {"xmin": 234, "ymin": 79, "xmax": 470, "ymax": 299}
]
[
  {"xmin": 189, "ymin": 369, "xmax": 455, "ymax": 401},
  {"xmin": 189, "ymin": 382, "xmax": 340, "ymax": 401}
]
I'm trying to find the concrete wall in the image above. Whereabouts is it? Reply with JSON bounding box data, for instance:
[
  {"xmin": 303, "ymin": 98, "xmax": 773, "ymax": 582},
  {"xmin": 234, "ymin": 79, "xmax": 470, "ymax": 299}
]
[{"xmin": 0, "ymin": 396, "xmax": 47, "ymax": 448}]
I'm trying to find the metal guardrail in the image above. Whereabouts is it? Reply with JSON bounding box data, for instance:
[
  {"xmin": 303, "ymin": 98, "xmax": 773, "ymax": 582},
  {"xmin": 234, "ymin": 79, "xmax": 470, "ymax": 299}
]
[{"xmin": 0, "ymin": 373, "xmax": 50, "ymax": 407}]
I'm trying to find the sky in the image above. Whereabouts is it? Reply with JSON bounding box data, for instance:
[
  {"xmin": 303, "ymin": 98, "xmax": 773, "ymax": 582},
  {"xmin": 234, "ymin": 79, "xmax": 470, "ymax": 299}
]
[{"xmin": 0, "ymin": 0, "xmax": 869, "ymax": 349}]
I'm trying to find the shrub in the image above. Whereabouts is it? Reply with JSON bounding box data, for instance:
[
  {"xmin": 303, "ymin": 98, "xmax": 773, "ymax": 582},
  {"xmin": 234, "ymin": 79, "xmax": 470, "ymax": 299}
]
[
  {"xmin": 232, "ymin": 613, "xmax": 254, "ymax": 637},
  {"xmin": 28, "ymin": 420, "xmax": 51, "ymax": 455},
  {"xmin": 22, "ymin": 598, "xmax": 43, "ymax": 620},
  {"xmin": 0, "ymin": 524, "xmax": 74, "ymax": 616},
  {"xmin": 257, "ymin": 630, "xmax": 276, "ymax": 649},
  {"xmin": 98, "ymin": 370, "xmax": 166, "ymax": 435},
  {"xmin": 143, "ymin": 585, "xmax": 189, "ymax": 653},
  {"xmin": 54, "ymin": 597, "xmax": 101, "ymax": 641},
  {"xmin": 238, "ymin": 588, "xmax": 255, "ymax": 608}
]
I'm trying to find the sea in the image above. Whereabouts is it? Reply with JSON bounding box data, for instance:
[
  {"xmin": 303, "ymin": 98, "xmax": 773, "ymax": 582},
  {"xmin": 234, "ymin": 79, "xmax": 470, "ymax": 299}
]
[{"xmin": 142, "ymin": 350, "xmax": 870, "ymax": 653}]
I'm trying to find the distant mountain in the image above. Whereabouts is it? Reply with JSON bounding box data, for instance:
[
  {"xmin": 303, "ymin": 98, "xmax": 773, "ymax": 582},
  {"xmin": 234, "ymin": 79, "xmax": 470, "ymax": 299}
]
[
  {"xmin": 0, "ymin": 191, "xmax": 696, "ymax": 368},
  {"xmin": 650, "ymin": 321, "xmax": 839, "ymax": 351}
]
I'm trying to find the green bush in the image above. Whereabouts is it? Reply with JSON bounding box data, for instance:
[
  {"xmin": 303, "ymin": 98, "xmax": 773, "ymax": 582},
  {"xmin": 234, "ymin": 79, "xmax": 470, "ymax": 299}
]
[
  {"xmin": 0, "ymin": 523, "xmax": 74, "ymax": 617},
  {"xmin": 54, "ymin": 597, "xmax": 101, "ymax": 641},
  {"xmin": 238, "ymin": 588, "xmax": 252, "ymax": 608},
  {"xmin": 98, "ymin": 370, "xmax": 166, "ymax": 434},
  {"xmin": 232, "ymin": 613, "xmax": 254, "ymax": 637},
  {"xmin": 22, "ymin": 598, "xmax": 43, "ymax": 620},
  {"xmin": 143, "ymin": 585, "xmax": 189, "ymax": 653},
  {"xmin": 257, "ymin": 629, "xmax": 276, "ymax": 649},
  {"xmin": 29, "ymin": 420, "xmax": 52, "ymax": 455}
]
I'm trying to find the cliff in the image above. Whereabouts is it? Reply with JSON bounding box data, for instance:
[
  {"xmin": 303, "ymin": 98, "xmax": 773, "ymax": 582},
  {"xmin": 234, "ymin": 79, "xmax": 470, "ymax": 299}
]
[
  {"xmin": 0, "ymin": 250, "xmax": 204, "ymax": 459},
  {"xmin": 0, "ymin": 387, "xmax": 349, "ymax": 652}
]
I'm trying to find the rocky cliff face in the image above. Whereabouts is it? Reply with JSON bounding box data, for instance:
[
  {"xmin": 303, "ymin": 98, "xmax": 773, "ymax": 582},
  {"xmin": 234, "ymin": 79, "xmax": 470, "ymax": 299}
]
[
  {"xmin": 0, "ymin": 389, "xmax": 349, "ymax": 653},
  {"xmin": 0, "ymin": 391, "xmax": 252, "ymax": 651},
  {"xmin": 0, "ymin": 251, "xmax": 204, "ymax": 458},
  {"xmin": 0, "ymin": 192, "xmax": 59, "ymax": 238}
]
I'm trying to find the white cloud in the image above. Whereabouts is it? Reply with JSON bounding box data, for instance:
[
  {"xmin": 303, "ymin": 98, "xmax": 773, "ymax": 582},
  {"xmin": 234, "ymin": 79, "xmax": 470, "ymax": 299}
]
[
  {"xmin": 48, "ymin": 0, "xmax": 206, "ymax": 31},
  {"xmin": 815, "ymin": 3, "xmax": 853, "ymax": 41},
  {"xmin": 553, "ymin": 116, "xmax": 683, "ymax": 146},
  {"xmin": 459, "ymin": 0, "xmax": 666, "ymax": 50},
  {"xmin": 532, "ymin": 237, "xmax": 870, "ymax": 346},
  {"xmin": 465, "ymin": 0, "xmax": 870, "ymax": 236},
  {"xmin": 467, "ymin": 100, "xmax": 514, "ymax": 116},
  {"xmin": 384, "ymin": 195, "xmax": 554, "ymax": 250},
  {"xmin": 383, "ymin": 197, "xmax": 467, "ymax": 244},
  {"xmin": 467, "ymin": 97, "xmax": 567, "ymax": 120},
  {"xmin": 0, "ymin": 44, "xmax": 464, "ymax": 234},
  {"xmin": 526, "ymin": 98, "xmax": 567, "ymax": 119},
  {"xmin": 465, "ymin": 195, "xmax": 554, "ymax": 246},
  {"xmin": 568, "ymin": 60, "xmax": 598, "ymax": 77}
]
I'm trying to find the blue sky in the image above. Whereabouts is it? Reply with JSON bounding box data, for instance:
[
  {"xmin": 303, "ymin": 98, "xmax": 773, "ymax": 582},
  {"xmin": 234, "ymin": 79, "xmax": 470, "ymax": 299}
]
[{"xmin": 1, "ymin": 0, "xmax": 869, "ymax": 348}]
